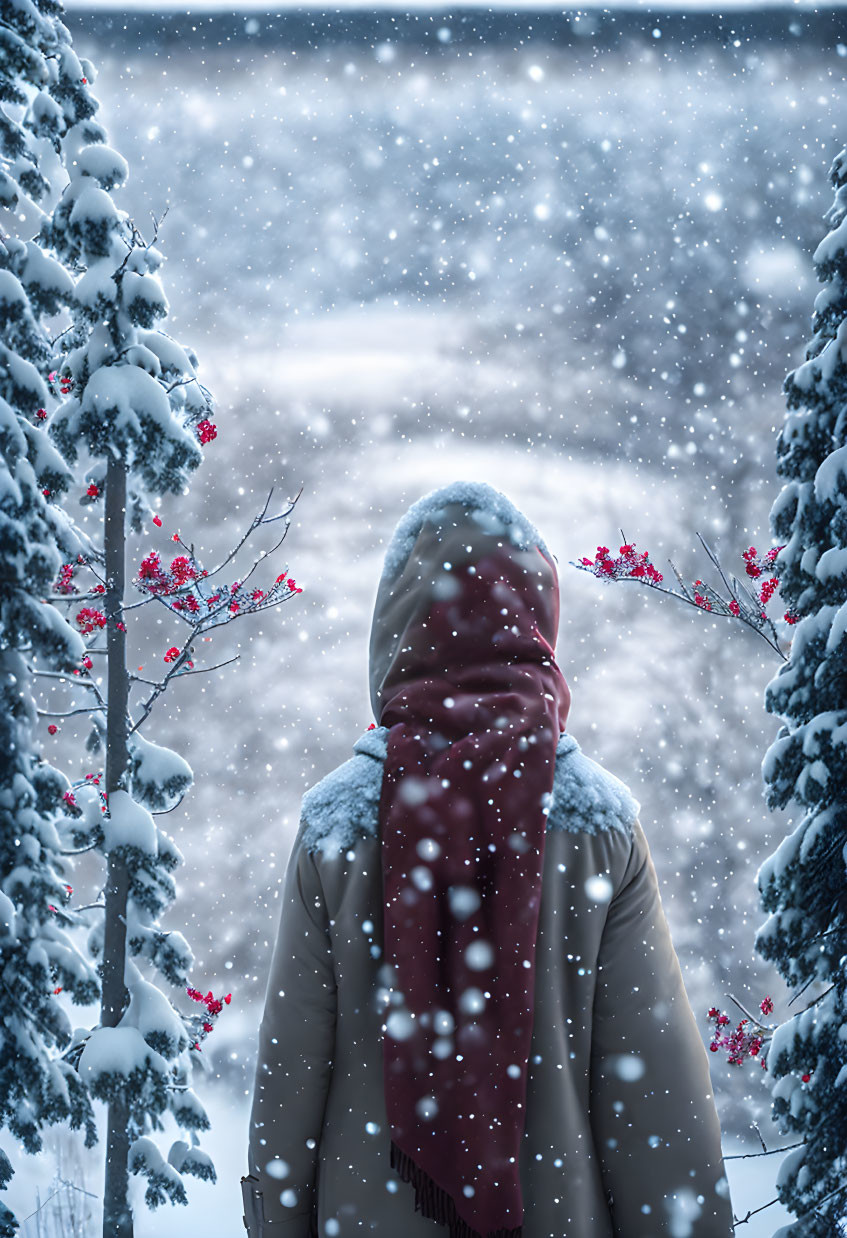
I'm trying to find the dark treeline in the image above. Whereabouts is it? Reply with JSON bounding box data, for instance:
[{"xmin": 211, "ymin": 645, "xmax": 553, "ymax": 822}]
[{"xmin": 64, "ymin": 4, "xmax": 847, "ymax": 53}]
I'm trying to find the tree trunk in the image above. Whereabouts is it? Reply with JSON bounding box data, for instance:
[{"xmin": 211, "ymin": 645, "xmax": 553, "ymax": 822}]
[{"xmin": 100, "ymin": 454, "xmax": 133, "ymax": 1238}]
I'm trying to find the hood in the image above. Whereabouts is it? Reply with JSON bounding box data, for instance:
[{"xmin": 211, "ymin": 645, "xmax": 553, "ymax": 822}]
[{"xmin": 368, "ymin": 481, "xmax": 561, "ymax": 721}]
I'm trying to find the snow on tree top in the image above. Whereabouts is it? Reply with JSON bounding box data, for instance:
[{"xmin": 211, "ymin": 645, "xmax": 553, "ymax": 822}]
[{"xmin": 82, "ymin": 365, "xmax": 187, "ymax": 441}]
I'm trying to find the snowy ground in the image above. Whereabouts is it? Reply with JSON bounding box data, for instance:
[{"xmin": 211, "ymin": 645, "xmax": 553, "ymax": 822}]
[
  {"xmin": 10, "ymin": 1092, "xmax": 795, "ymax": 1237},
  {"xmin": 10, "ymin": 13, "xmax": 843, "ymax": 1232}
]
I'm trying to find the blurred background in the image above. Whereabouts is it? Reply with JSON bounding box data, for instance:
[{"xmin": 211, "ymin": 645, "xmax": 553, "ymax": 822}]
[{"xmin": 14, "ymin": 2, "xmax": 847, "ymax": 1231}]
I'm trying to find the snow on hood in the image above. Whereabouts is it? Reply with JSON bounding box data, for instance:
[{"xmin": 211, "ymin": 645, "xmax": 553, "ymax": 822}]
[{"xmin": 367, "ymin": 481, "xmax": 556, "ymax": 719}]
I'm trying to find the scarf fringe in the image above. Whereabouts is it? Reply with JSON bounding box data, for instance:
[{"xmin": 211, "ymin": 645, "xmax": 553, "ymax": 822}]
[{"xmin": 390, "ymin": 1140, "xmax": 522, "ymax": 1238}]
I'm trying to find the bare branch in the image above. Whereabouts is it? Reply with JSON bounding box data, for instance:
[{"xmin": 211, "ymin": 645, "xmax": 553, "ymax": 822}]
[
  {"xmin": 31, "ymin": 665, "xmax": 108, "ymax": 711},
  {"xmin": 696, "ymin": 531, "xmax": 736, "ymax": 598},
  {"xmin": 722, "ymin": 1140, "xmax": 802, "ymax": 1162},
  {"xmin": 667, "ymin": 558, "xmax": 694, "ymax": 602},
  {"xmin": 30, "ymin": 668, "xmax": 100, "ymax": 689},
  {"xmin": 732, "ymin": 1196, "xmax": 781, "ymax": 1228},
  {"xmin": 152, "ymin": 792, "xmax": 189, "ymax": 816},
  {"xmin": 129, "ymin": 653, "xmax": 241, "ymax": 698},
  {"xmin": 36, "ymin": 705, "xmax": 105, "ymax": 719},
  {"xmin": 164, "ymin": 654, "xmax": 240, "ymax": 678},
  {"xmin": 579, "ymin": 566, "xmax": 789, "ymax": 661},
  {"xmin": 725, "ymin": 992, "xmax": 773, "ymax": 1033},
  {"xmin": 187, "ymin": 486, "xmax": 297, "ymax": 588}
]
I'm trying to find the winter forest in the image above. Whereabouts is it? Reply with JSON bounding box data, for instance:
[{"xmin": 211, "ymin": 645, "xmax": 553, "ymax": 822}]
[{"xmin": 2, "ymin": 0, "xmax": 847, "ymax": 1234}]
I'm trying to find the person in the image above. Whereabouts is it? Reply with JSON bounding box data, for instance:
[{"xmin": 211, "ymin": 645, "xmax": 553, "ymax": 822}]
[{"xmin": 242, "ymin": 481, "xmax": 735, "ymax": 1238}]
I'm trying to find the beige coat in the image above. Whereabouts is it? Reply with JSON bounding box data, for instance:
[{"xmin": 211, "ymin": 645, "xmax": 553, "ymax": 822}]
[{"xmin": 243, "ymin": 725, "xmax": 735, "ymax": 1237}]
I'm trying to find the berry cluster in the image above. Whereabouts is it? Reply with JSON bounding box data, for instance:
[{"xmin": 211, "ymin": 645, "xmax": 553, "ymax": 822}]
[
  {"xmin": 743, "ymin": 545, "xmax": 799, "ymax": 624},
  {"xmin": 134, "ymin": 549, "xmax": 302, "ymax": 620},
  {"xmin": 196, "ymin": 419, "xmax": 217, "ymax": 445},
  {"xmin": 580, "ymin": 538, "xmax": 801, "ymax": 627},
  {"xmin": 163, "ymin": 646, "xmax": 193, "ymax": 669},
  {"xmin": 47, "ymin": 369, "xmax": 74, "ymax": 397},
  {"xmin": 55, "ymin": 564, "xmax": 77, "ymax": 595},
  {"xmin": 75, "ymin": 607, "xmax": 107, "ymax": 635},
  {"xmin": 185, "ymin": 986, "xmax": 232, "ymax": 1051},
  {"xmin": 579, "ymin": 543, "xmax": 664, "ymax": 583},
  {"xmin": 706, "ymin": 996, "xmax": 780, "ymax": 1071},
  {"xmin": 692, "ymin": 581, "xmax": 712, "ymax": 611},
  {"xmin": 138, "ymin": 552, "xmax": 205, "ymax": 598},
  {"xmin": 46, "ymin": 882, "xmax": 74, "ymax": 917},
  {"xmin": 742, "ymin": 546, "xmax": 781, "ymax": 578}
]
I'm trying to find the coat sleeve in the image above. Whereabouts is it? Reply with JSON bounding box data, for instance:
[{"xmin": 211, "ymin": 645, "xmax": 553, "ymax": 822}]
[
  {"xmin": 244, "ymin": 833, "xmax": 337, "ymax": 1235},
  {"xmin": 588, "ymin": 820, "xmax": 735, "ymax": 1238}
]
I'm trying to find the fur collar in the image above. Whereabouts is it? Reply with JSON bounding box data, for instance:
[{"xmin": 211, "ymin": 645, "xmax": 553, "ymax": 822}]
[{"xmin": 300, "ymin": 728, "xmax": 639, "ymax": 857}]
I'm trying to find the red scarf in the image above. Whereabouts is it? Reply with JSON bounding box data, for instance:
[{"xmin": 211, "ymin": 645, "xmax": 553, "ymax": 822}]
[{"xmin": 377, "ymin": 511, "xmax": 571, "ymax": 1238}]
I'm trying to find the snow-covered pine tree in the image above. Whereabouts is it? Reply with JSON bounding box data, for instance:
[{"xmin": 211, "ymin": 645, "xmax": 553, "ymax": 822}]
[
  {"xmin": 1, "ymin": 7, "xmax": 108, "ymax": 1235},
  {"xmin": 14, "ymin": 36, "xmax": 220, "ymax": 1238},
  {"xmin": 756, "ymin": 145, "xmax": 847, "ymax": 1236}
]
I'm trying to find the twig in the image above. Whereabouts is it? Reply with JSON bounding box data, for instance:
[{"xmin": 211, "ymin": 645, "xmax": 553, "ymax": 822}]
[
  {"xmin": 30, "ymin": 666, "xmax": 107, "ymax": 711},
  {"xmin": 151, "ymin": 793, "xmax": 188, "ymax": 816},
  {"xmin": 30, "ymin": 669, "xmax": 99, "ymax": 689},
  {"xmin": 183, "ymin": 485, "xmax": 298, "ymax": 588},
  {"xmin": 584, "ymin": 570, "xmax": 788, "ymax": 661},
  {"xmin": 787, "ymin": 973, "xmax": 820, "ymax": 1008},
  {"xmin": 60, "ymin": 842, "xmax": 100, "ymax": 856},
  {"xmin": 722, "ymin": 1140, "xmax": 802, "ymax": 1162},
  {"xmin": 129, "ymin": 651, "xmax": 241, "ymax": 736},
  {"xmin": 725, "ymin": 992, "xmax": 772, "ymax": 1033},
  {"xmin": 158, "ymin": 654, "xmax": 240, "ymax": 678},
  {"xmin": 36, "ymin": 705, "xmax": 105, "ymax": 718},
  {"xmin": 732, "ymin": 1196, "xmax": 780, "ymax": 1227}
]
